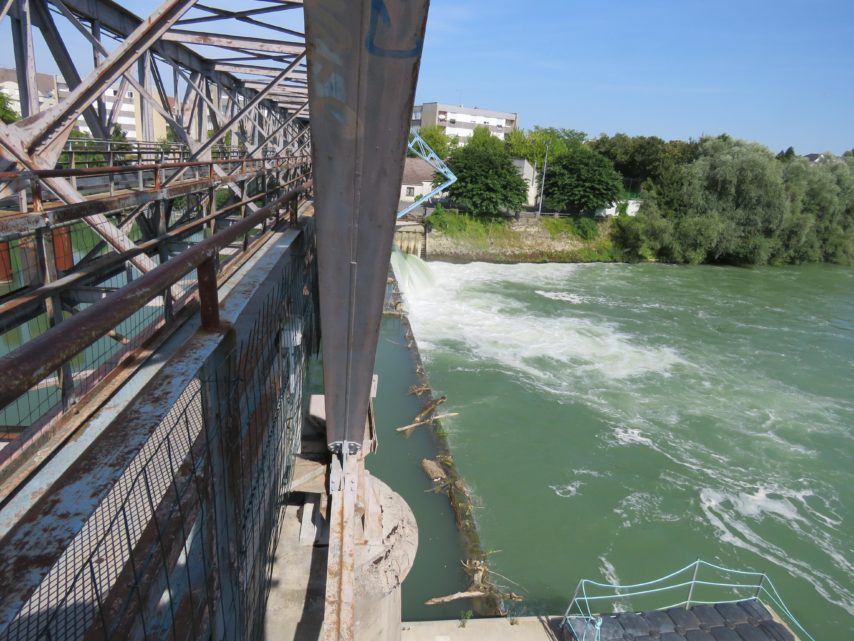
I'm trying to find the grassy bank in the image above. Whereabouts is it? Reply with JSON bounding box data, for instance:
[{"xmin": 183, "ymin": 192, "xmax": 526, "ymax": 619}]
[{"xmin": 426, "ymin": 208, "xmax": 619, "ymax": 263}]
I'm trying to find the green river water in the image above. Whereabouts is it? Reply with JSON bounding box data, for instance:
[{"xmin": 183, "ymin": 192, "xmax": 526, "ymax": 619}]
[{"xmin": 391, "ymin": 258, "xmax": 853, "ymax": 638}]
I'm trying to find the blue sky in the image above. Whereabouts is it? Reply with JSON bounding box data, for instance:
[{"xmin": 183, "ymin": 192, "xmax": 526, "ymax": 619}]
[
  {"xmin": 5, "ymin": 1, "xmax": 851, "ymax": 154},
  {"xmin": 415, "ymin": 0, "xmax": 854, "ymax": 154}
]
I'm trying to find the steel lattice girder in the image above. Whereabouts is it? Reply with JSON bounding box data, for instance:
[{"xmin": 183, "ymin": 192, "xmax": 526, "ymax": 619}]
[{"xmin": 0, "ymin": 0, "xmax": 311, "ymax": 283}]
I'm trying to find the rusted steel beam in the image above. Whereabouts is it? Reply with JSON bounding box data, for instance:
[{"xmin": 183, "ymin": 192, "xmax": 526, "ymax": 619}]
[
  {"xmin": 160, "ymin": 56, "xmax": 307, "ymax": 188},
  {"xmin": 0, "ymin": 0, "xmax": 14, "ymax": 23},
  {"xmin": 0, "ymin": 128, "xmax": 180, "ymax": 294},
  {"xmin": 214, "ymin": 62, "xmax": 308, "ymax": 79},
  {"xmin": 305, "ymin": 0, "xmax": 429, "ymax": 450},
  {"xmin": 16, "ymin": 0, "xmax": 200, "ymax": 158},
  {"xmin": 0, "ymin": 160, "xmax": 310, "ymax": 235},
  {"xmin": 161, "ymin": 29, "xmax": 305, "ymax": 55},
  {"xmin": 324, "ymin": 454, "xmax": 357, "ymax": 641},
  {"xmin": 0, "ymin": 155, "xmax": 306, "ymax": 181},
  {"xmin": 197, "ymin": 257, "xmax": 219, "ymax": 330},
  {"xmin": 31, "ymin": 0, "xmax": 109, "ymax": 140},
  {"xmin": 0, "ymin": 181, "xmax": 310, "ymax": 411}
]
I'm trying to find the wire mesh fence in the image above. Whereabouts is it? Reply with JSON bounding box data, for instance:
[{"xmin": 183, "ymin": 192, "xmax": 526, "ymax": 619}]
[
  {"xmin": 1, "ymin": 222, "xmax": 319, "ymax": 641},
  {"xmin": 0, "ymin": 150, "xmax": 311, "ymax": 439}
]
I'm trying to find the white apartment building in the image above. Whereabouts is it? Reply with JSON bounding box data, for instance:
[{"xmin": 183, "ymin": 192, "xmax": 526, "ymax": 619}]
[
  {"xmin": 412, "ymin": 102, "xmax": 517, "ymax": 141},
  {"xmin": 57, "ymin": 80, "xmax": 140, "ymax": 139},
  {"xmin": 1, "ymin": 68, "xmax": 162, "ymax": 141},
  {"xmin": 0, "ymin": 68, "xmax": 59, "ymax": 116}
]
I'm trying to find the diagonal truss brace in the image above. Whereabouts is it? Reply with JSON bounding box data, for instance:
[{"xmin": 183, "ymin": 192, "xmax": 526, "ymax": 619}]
[{"xmin": 396, "ymin": 130, "xmax": 457, "ymax": 219}]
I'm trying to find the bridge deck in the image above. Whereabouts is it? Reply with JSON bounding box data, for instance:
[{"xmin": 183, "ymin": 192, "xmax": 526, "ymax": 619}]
[{"xmin": 565, "ymin": 599, "xmax": 799, "ymax": 641}]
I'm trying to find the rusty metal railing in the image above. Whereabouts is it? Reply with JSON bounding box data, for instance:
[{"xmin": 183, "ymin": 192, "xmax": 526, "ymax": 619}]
[
  {"xmin": 0, "ymin": 149, "xmax": 311, "ymax": 444},
  {"xmin": 0, "ymin": 219, "xmax": 320, "ymax": 641}
]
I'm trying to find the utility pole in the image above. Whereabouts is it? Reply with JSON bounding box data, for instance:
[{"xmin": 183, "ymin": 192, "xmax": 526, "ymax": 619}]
[{"xmin": 537, "ymin": 140, "xmax": 551, "ymax": 217}]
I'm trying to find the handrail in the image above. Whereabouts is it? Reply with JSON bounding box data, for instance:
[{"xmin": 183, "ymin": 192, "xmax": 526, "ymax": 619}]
[
  {"xmin": 0, "ymin": 156, "xmax": 310, "ymax": 181},
  {"xmin": 563, "ymin": 559, "xmax": 816, "ymax": 641},
  {"xmin": 0, "ymin": 179, "xmax": 311, "ymax": 410}
]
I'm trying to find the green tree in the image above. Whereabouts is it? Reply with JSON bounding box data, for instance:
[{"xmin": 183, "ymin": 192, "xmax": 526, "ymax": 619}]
[
  {"xmin": 418, "ymin": 125, "xmax": 450, "ymax": 159},
  {"xmin": 445, "ymin": 142, "xmax": 527, "ymax": 216},
  {"xmin": 776, "ymin": 146, "xmax": 797, "ymax": 162},
  {"xmin": 60, "ymin": 129, "xmax": 106, "ymax": 168},
  {"xmin": 467, "ymin": 125, "xmax": 505, "ymax": 153},
  {"xmin": 0, "ymin": 89, "xmax": 19, "ymax": 124},
  {"xmin": 636, "ymin": 136, "xmax": 789, "ymax": 264},
  {"xmin": 525, "ymin": 126, "xmax": 586, "ymax": 168},
  {"xmin": 109, "ymin": 123, "xmax": 133, "ymax": 158},
  {"xmin": 505, "ymin": 128, "xmax": 530, "ymax": 160},
  {"xmin": 542, "ymin": 147, "xmax": 622, "ymax": 213},
  {"xmin": 589, "ymin": 133, "xmax": 698, "ymax": 191}
]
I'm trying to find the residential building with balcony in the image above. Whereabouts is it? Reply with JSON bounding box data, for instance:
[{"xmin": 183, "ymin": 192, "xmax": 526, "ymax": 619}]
[{"xmin": 412, "ymin": 102, "xmax": 517, "ymax": 141}]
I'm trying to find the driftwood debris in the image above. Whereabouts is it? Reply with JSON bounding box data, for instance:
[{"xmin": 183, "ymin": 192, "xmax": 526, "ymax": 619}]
[
  {"xmin": 424, "ymin": 591, "xmax": 488, "ymax": 606},
  {"xmin": 420, "ymin": 458, "xmax": 447, "ymax": 483},
  {"xmin": 408, "ymin": 383, "xmax": 430, "ymax": 396},
  {"xmin": 395, "ymin": 412, "xmax": 458, "ymax": 433},
  {"xmin": 425, "ymin": 559, "xmax": 524, "ymax": 606},
  {"xmin": 414, "ymin": 395, "xmax": 446, "ymax": 422}
]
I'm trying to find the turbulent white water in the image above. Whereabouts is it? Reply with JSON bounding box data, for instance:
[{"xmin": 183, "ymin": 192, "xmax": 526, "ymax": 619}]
[{"xmin": 393, "ymin": 257, "xmax": 854, "ymax": 636}]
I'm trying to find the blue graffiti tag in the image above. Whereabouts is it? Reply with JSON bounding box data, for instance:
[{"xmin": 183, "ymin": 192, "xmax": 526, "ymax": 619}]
[{"xmin": 364, "ymin": 0, "xmax": 424, "ymax": 58}]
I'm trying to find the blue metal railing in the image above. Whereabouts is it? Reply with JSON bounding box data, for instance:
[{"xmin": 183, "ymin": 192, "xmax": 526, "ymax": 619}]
[
  {"xmin": 396, "ymin": 129, "xmax": 457, "ymax": 220},
  {"xmin": 563, "ymin": 559, "xmax": 816, "ymax": 641}
]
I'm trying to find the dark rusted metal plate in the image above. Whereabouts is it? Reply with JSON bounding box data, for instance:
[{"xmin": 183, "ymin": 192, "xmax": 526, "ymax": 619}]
[{"xmin": 305, "ymin": 0, "xmax": 430, "ymax": 449}]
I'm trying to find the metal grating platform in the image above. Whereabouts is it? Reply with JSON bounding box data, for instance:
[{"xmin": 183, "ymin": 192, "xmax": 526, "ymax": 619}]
[{"xmin": 564, "ymin": 599, "xmax": 797, "ymax": 641}]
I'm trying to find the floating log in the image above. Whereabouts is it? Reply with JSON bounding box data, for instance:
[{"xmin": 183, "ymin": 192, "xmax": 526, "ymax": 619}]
[
  {"xmin": 414, "ymin": 395, "xmax": 446, "ymax": 422},
  {"xmin": 425, "ymin": 591, "xmax": 488, "ymax": 606},
  {"xmin": 421, "ymin": 458, "xmax": 447, "ymax": 482},
  {"xmin": 395, "ymin": 412, "xmax": 458, "ymax": 433}
]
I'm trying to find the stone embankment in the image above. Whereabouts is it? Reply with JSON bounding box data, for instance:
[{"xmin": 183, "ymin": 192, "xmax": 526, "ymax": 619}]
[{"xmin": 425, "ymin": 217, "xmax": 611, "ymax": 263}]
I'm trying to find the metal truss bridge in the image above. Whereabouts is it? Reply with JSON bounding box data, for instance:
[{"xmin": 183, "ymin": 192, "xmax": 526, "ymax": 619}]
[{"xmin": 0, "ymin": 1, "xmax": 430, "ymax": 640}]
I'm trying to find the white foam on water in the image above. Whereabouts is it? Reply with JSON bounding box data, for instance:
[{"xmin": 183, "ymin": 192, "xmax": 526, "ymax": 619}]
[
  {"xmin": 699, "ymin": 486, "xmax": 854, "ymax": 616},
  {"xmin": 400, "ymin": 262, "xmax": 687, "ymax": 386},
  {"xmin": 612, "ymin": 427, "xmax": 655, "ymax": 448},
  {"xmin": 535, "ymin": 290, "xmax": 587, "ymax": 304},
  {"xmin": 614, "ymin": 492, "xmax": 681, "ymax": 528},
  {"xmin": 549, "ymin": 481, "xmax": 584, "ymax": 498},
  {"xmin": 575, "ymin": 468, "xmax": 607, "ymax": 478},
  {"xmin": 598, "ymin": 556, "xmax": 628, "ymax": 612},
  {"xmin": 598, "ymin": 555, "xmax": 621, "ymax": 586}
]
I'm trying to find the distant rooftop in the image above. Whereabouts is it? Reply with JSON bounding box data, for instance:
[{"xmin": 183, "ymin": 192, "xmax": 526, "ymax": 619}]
[
  {"xmin": 417, "ymin": 101, "xmax": 517, "ymax": 120},
  {"xmin": 401, "ymin": 157, "xmax": 435, "ymax": 185}
]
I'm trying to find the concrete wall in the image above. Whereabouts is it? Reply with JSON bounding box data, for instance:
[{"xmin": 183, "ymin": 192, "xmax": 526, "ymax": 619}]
[
  {"xmin": 399, "ymin": 180, "xmax": 433, "ymax": 203},
  {"xmin": 512, "ymin": 158, "xmax": 538, "ymax": 207}
]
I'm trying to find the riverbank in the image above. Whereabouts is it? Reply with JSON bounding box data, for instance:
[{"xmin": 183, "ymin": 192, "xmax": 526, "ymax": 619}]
[{"xmin": 425, "ymin": 213, "xmax": 619, "ymax": 263}]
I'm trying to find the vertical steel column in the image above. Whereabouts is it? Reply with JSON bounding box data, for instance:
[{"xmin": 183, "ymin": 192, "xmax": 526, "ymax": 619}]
[
  {"xmin": 304, "ymin": 0, "xmax": 430, "ymax": 452},
  {"xmin": 10, "ymin": 0, "xmax": 39, "ymax": 118},
  {"xmin": 34, "ymin": 227, "xmax": 75, "ymax": 407}
]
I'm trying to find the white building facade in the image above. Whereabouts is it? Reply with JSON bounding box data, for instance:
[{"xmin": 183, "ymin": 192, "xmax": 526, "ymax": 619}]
[
  {"xmin": 1, "ymin": 68, "xmax": 166, "ymax": 141},
  {"xmin": 512, "ymin": 158, "xmax": 538, "ymax": 207},
  {"xmin": 412, "ymin": 102, "xmax": 517, "ymax": 141}
]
